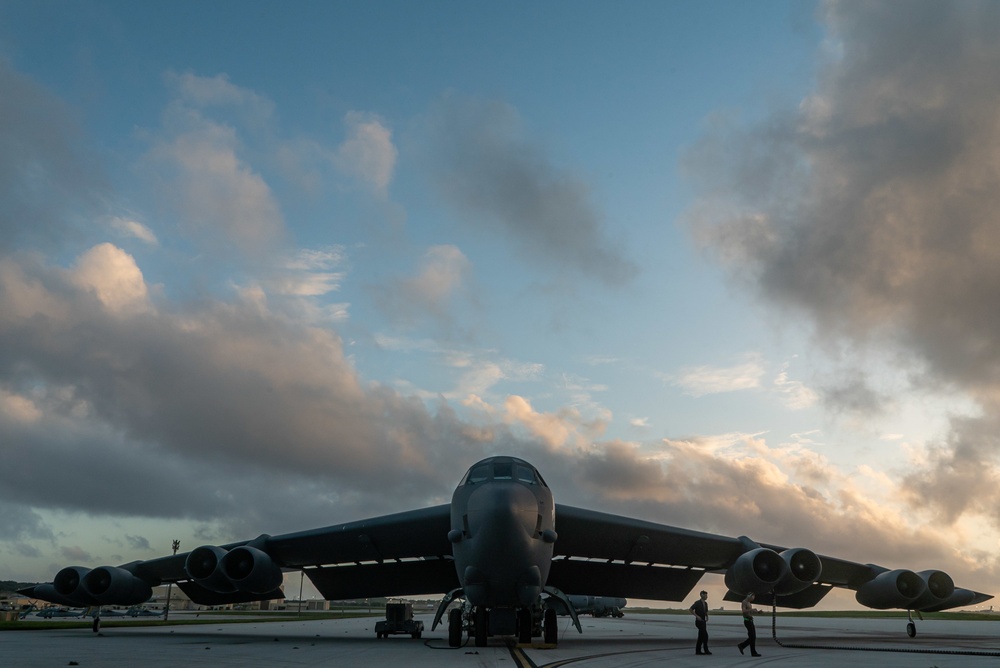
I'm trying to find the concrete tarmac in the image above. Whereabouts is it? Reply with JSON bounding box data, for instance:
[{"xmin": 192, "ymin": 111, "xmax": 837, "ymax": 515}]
[{"xmin": 4, "ymin": 611, "xmax": 999, "ymax": 667}]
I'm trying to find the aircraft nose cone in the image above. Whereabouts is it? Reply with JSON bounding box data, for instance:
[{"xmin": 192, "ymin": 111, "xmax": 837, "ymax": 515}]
[{"xmin": 466, "ymin": 481, "xmax": 539, "ymax": 537}]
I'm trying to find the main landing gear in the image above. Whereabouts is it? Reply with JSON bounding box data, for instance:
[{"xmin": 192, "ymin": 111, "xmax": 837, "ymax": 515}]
[
  {"xmin": 448, "ymin": 605, "xmax": 559, "ymax": 647},
  {"xmin": 440, "ymin": 600, "xmax": 560, "ymax": 647},
  {"xmin": 433, "ymin": 587, "xmax": 579, "ymax": 648}
]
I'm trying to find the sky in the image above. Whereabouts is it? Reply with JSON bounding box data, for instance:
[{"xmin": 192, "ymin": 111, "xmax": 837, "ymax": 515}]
[{"xmin": 1, "ymin": 0, "xmax": 999, "ymax": 611}]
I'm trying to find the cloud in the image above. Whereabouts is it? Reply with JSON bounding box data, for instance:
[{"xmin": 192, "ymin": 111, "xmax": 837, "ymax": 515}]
[
  {"xmin": 266, "ymin": 247, "xmax": 347, "ymax": 297},
  {"xmin": 674, "ymin": 355, "xmax": 765, "ymax": 397},
  {"xmin": 773, "ymin": 362, "xmax": 818, "ymax": 410},
  {"xmin": 0, "ymin": 387, "xmax": 42, "ymax": 423},
  {"xmin": 71, "ymin": 243, "xmax": 152, "ymax": 316},
  {"xmin": 818, "ymin": 370, "xmax": 888, "ymax": 416},
  {"xmin": 502, "ymin": 395, "xmax": 608, "ymax": 451},
  {"xmin": 372, "ymin": 244, "xmax": 473, "ymax": 328},
  {"xmin": 420, "ymin": 95, "xmax": 638, "ymax": 287},
  {"xmin": 168, "ymin": 72, "xmax": 275, "ymax": 126},
  {"xmin": 332, "ymin": 112, "xmax": 397, "ymax": 197},
  {"xmin": 556, "ymin": 435, "xmax": 997, "ymax": 591},
  {"xmin": 0, "ymin": 248, "xmax": 508, "ymax": 534},
  {"xmin": 0, "ymin": 60, "xmax": 107, "ymax": 253},
  {"xmin": 146, "ymin": 111, "xmax": 286, "ymax": 258},
  {"xmin": 137, "ymin": 72, "xmax": 300, "ymax": 261},
  {"xmin": 682, "ymin": 1, "xmax": 1000, "ymax": 526},
  {"xmin": 124, "ymin": 534, "xmax": 151, "ymax": 551},
  {"xmin": 109, "ymin": 217, "xmax": 158, "ymax": 245},
  {"xmin": 61, "ymin": 545, "xmax": 93, "ymax": 562},
  {"xmin": 0, "ymin": 502, "xmax": 54, "ymax": 543}
]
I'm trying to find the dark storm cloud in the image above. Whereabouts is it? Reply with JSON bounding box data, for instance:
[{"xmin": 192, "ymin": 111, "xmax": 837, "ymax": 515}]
[
  {"xmin": 818, "ymin": 371, "xmax": 889, "ymax": 417},
  {"xmin": 420, "ymin": 95, "xmax": 638, "ymax": 287},
  {"xmin": 0, "ymin": 60, "xmax": 107, "ymax": 252},
  {"xmin": 903, "ymin": 414, "xmax": 1000, "ymax": 524},
  {"xmin": 0, "ymin": 502, "xmax": 53, "ymax": 543},
  {"xmin": 683, "ymin": 1, "xmax": 1000, "ymax": 522},
  {"xmin": 124, "ymin": 535, "xmax": 151, "ymax": 551}
]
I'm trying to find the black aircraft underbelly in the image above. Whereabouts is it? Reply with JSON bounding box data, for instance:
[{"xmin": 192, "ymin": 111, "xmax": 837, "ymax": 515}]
[{"xmin": 20, "ymin": 455, "xmax": 994, "ymax": 645}]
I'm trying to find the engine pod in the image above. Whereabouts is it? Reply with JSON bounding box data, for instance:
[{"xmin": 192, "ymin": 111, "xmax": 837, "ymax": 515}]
[
  {"xmin": 220, "ymin": 546, "xmax": 283, "ymax": 594},
  {"xmin": 773, "ymin": 548, "xmax": 822, "ymax": 595},
  {"xmin": 724, "ymin": 548, "xmax": 788, "ymax": 595},
  {"xmin": 186, "ymin": 545, "xmax": 237, "ymax": 593},
  {"xmin": 83, "ymin": 566, "xmax": 153, "ymax": 605},
  {"xmin": 855, "ymin": 569, "xmax": 926, "ymax": 609}
]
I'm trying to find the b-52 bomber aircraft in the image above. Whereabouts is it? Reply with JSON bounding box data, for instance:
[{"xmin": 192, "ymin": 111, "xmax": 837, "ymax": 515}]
[{"xmin": 20, "ymin": 455, "xmax": 992, "ymax": 646}]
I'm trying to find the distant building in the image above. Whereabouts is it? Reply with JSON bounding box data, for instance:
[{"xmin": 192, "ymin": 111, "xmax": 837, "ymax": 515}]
[{"xmin": 282, "ymin": 599, "xmax": 329, "ymax": 611}]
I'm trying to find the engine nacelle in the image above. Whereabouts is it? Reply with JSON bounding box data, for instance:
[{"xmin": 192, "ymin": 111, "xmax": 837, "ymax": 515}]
[
  {"xmin": 53, "ymin": 566, "xmax": 98, "ymax": 606},
  {"xmin": 27, "ymin": 583, "xmax": 83, "ymax": 607},
  {"xmin": 773, "ymin": 548, "xmax": 823, "ymax": 595},
  {"xmin": 220, "ymin": 546, "xmax": 283, "ymax": 594},
  {"xmin": 855, "ymin": 569, "xmax": 926, "ymax": 609},
  {"xmin": 724, "ymin": 548, "xmax": 788, "ymax": 594},
  {"xmin": 919, "ymin": 587, "xmax": 979, "ymax": 612},
  {"xmin": 911, "ymin": 570, "xmax": 955, "ymax": 610},
  {"xmin": 185, "ymin": 545, "xmax": 237, "ymax": 593},
  {"xmin": 82, "ymin": 566, "xmax": 153, "ymax": 605}
]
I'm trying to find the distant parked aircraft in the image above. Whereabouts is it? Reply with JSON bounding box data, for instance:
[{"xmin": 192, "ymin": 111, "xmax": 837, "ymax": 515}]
[{"xmin": 35, "ymin": 607, "xmax": 87, "ymax": 618}]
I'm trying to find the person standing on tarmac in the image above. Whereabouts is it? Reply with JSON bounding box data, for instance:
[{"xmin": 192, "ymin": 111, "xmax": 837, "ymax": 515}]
[
  {"xmin": 738, "ymin": 592, "xmax": 762, "ymax": 657},
  {"xmin": 689, "ymin": 590, "xmax": 711, "ymax": 655}
]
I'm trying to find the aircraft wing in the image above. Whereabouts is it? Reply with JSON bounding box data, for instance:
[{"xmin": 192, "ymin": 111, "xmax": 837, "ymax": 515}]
[
  {"xmin": 20, "ymin": 497, "xmax": 991, "ymax": 613},
  {"xmin": 22, "ymin": 505, "xmax": 459, "ymax": 607},
  {"xmin": 548, "ymin": 504, "xmax": 992, "ymax": 611}
]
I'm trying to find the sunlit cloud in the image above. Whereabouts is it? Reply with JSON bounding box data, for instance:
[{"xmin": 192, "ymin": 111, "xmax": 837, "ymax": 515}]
[
  {"xmin": 675, "ymin": 355, "xmax": 764, "ymax": 397},
  {"xmin": 109, "ymin": 216, "xmax": 158, "ymax": 245},
  {"xmin": 332, "ymin": 112, "xmax": 397, "ymax": 197},
  {"xmin": 71, "ymin": 243, "xmax": 152, "ymax": 316},
  {"xmin": 773, "ymin": 362, "xmax": 817, "ymax": 410}
]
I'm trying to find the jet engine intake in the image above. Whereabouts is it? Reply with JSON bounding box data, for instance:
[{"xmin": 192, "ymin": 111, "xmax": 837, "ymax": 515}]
[
  {"xmin": 53, "ymin": 566, "xmax": 96, "ymax": 605},
  {"xmin": 773, "ymin": 548, "xmax": 822, "ymax": 595},
  {"xmin": 82, "ymin": 566, "xmax": 153, "ymax": 605},
  {"xmin": 724, "ymin": 548, "xmax": 788, "ymax": 594},
  {"xmin": 220, "ymin": 546, "xmax": 283, "ymax": 594},
  {"xmin": 185, "ymin": 545, "xmax": 237, "ymax": 593},
  {"xmin": 855, "ymin": 569, "xmax": 926, "ymax": 609},
  {"xmin": 911, "ymin": 570, "xmax": 955, "ymax": 610},
  {"xmin": 35, "ymin": 568, "xmax": 97, "ymax": 606}
]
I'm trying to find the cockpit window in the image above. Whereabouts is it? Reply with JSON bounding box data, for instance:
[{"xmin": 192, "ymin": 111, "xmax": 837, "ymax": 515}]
[
  {"xmin": 493, "ymin": 461, "xmax": 513, "ymax": 479},
  {"xmin": 515, "ymin": 464, "xmax": 536, "ymax": 484},
  {"xmin": 467, "ymin": 463, "xmax": 490, "ymax": 484},
  {"xmin": 462, "ymin": 458, "xmax": 548, "ymax": 487}
]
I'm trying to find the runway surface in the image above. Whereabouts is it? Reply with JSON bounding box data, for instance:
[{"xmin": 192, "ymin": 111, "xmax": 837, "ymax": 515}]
[{"xmin": 4, "ymin": 611, "xmax": 1000, "ymax": 667}]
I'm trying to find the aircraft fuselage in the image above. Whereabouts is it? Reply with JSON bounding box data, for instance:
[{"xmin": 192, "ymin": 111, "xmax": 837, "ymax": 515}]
[{"xmin": 448, "ymin": 457, "xmax": 556, "ymax": 609}]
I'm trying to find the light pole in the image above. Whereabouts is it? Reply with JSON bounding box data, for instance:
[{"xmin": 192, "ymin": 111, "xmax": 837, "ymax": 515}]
[
  {"xmin": 164, "ymin": 539, "xmax": 180, "ymax": 622},
  {"xmin": 298, "ymin": 570, "xmax": 304, "ymax": 616}
]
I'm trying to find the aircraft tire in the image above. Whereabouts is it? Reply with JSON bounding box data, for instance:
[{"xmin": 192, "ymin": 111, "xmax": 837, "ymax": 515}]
[
  {"xmin": 906, "ymin": 622, "xmax": 916, "ymax": 638},
  {"xmin": 543, "ymin": 607, "xmax": 557, "ymax": 645},
  {"xmin": 517, "ymin": 608, "xmax": 532, "ymax": 644},
  {"xmin": 474, "ymin": 606, "xmax": 488, "ymax": 647},
  {"xmin": 448, "ymin": 608, "xmax": 463, "ymax": 647},
  {"xmin": 93, "ymin": 616, "xmax": 100, "ymax": 633}
]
